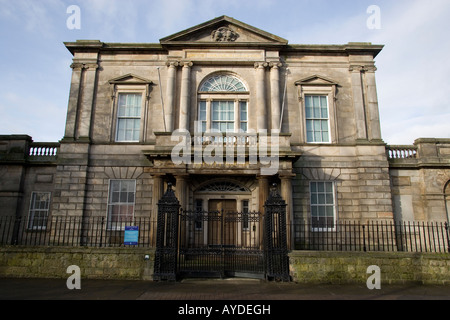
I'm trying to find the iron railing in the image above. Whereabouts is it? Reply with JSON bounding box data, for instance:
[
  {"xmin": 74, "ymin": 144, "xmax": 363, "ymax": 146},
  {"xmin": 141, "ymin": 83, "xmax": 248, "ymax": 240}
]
[
  {"xmin": 1, "ymin": 215, "xmax": 449, "ymax": 253},
  {"xmin": 0, "ymin": 215, "xmax": 157, "ymax": 247},
  {"xmin": 292, "ymin": 220, "xmax": 450, "ymax": 253}
]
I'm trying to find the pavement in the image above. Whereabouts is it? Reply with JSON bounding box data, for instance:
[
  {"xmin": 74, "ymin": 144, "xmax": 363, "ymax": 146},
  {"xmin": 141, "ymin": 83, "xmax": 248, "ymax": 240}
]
[
  {"xmin": 0, "ymin": 277, "xmax": 449, "ymax": 301},
  {"xmin": 1, "ymin": 278, "xmax": 448, "ymax": 319}
]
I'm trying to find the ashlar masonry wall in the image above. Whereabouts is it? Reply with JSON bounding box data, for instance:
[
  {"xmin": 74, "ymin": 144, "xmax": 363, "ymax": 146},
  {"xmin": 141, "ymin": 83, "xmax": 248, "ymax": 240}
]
[
  {"xmin": 389, "ymin": 139, "xmax": 450, "ymax": 222},
  {"xmin": 293, "ymin": 144, "xmax": 393, "ymax": 222}
]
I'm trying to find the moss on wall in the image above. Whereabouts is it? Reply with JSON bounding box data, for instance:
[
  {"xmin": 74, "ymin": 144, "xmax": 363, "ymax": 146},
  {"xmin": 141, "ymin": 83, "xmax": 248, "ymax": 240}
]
[
  {"xmin": 1, "ymin": 247, "xmax": 449, "ymax": 284},
  {"xmin": 0, "ymin": 247, "xmax": 155, "ymax": 280},
  {"xmin": 289, "ymin": 251, "xmax": 450, "ymax": 285}
]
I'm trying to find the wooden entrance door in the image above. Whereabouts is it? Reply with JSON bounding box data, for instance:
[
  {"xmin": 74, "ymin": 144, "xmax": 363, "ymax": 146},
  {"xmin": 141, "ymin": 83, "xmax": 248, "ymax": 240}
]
[{"xmin": 208, "ymin": 199, "xmax": 236, "ymax": 245}]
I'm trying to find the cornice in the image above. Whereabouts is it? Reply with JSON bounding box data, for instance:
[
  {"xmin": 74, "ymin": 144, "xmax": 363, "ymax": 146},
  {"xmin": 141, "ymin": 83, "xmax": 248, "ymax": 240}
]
[
  {"xmin": 282, "ymin": 43, "xmax": 384, "ymax": 58},
  {"xmin": 65, "ymin": 41, "xmax": 165, "ymax": 55},
  {"xmin": 65, "ymin": 40, "xmax": 383, "ymax": 59}
]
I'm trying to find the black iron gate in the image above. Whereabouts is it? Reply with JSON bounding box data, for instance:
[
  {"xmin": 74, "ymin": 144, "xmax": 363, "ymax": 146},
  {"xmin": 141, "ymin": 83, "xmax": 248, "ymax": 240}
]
[
  {"xmin": 178, "ymin": 209, "xmax": 264, "ymax": 279},
  {"xmin": 154, "ymin": 183, "xmax": 290, "ymax": 281}
]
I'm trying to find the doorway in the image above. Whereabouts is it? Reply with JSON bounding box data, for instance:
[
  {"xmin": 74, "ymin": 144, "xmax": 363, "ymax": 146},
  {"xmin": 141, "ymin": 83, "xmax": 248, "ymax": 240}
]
[{"xmin": 208, "ymin": 199, "xmax": 236, "ymax": 246}]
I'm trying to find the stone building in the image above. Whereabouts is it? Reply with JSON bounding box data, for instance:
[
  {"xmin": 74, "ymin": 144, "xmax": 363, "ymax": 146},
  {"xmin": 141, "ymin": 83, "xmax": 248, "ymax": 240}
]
[{"xmin": 1, "ymin": 16, "xmax": 449, "ymax": 248}]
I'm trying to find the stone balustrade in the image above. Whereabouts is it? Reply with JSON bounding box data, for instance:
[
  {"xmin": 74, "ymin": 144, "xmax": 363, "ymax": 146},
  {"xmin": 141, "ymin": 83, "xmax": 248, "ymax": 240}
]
[
  {"xmin": 29, "ymin": 142, "xmax": 60, "ymax": 157},
  {"xmin": 387, "ymin": 138, "xmax": 450, "ymax": 168},
  {"xmin": 153, "ymin": 131, "xmax": 291, "ymax": 148},
  {"xmin": 386, "ymin": 145, "xmax": 418, "ymax": 159},
  {"xmin": 0, "ymin": 135, "xmax": 59, "ymax": 163},
  {"xmin": 194, "ymin": 132, "xmax": 258, "ymax": 146}
]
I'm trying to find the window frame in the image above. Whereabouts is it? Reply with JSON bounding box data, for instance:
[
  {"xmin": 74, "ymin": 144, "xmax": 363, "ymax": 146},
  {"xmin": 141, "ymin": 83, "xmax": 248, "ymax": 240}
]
[
  {"xmin": 297, "ymin": 82, "xmax": 338, "ymax": 144},
  {"xmin": 305, "ymin": 95, "xmax": 331, "ymax": 143},
  {"xmin": 115, "ymin": 92, "xmax": 144, "ymax": 143},
  {"xmin": 197, "ymin": 73, "xmax": 249, "ymax": 134},
  {"xmin": 111, "ymin": 85, "xmax": 146, "ymax": 143},
  {"xmin": 309, "ymin": 181, "xmax": 337, "ymax": 232},
  {"xmin": 28, "ymin": 191, "xmax": 51, "ymax": 230},
  {"xmin": 106, "ymin": 179, "xmax": 137, "ymax": 231},
  {"xmin": 197, "ymin": 97, "xmax": 249, "ymax": 134}
]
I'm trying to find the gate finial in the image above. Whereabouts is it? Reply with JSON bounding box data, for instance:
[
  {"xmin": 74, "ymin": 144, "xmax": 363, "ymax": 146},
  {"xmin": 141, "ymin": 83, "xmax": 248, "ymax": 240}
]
[{"xmin": 266, "ymin": 183, "xmax": 284, "ymax": 205}]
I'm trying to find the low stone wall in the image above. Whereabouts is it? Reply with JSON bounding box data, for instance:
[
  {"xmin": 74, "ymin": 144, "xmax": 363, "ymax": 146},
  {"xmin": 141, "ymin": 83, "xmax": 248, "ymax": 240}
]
[
  {"xmin": 289, "ymin": 251, "xmax": 450, "ymax": 285},
  {"xmin": 0, "ymin": 247, "xmax": 155, "ymax": 280},
  {"xmin": 1, "ymin": 247, "xmax": 449, "ymax": 284}
]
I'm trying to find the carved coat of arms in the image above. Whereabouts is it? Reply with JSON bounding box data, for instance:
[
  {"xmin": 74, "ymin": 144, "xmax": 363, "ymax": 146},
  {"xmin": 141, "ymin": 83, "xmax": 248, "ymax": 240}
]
[{"xmin": 211, "ymin": 27, "xmax": 239, "ymax": 42}]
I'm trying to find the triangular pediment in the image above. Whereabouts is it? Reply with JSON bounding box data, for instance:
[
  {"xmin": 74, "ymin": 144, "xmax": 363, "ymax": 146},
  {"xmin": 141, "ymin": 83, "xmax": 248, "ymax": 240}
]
[
  {"xmin": 108, "ymin": 74, "xmax": 153, "ymax": 85},
  {"xmin": 295, "ymin": 75, "xmax": 339, "ymax": 86},
  {"xmin": 160, "ymin": 15, "xmax": 288, "ymax": 46}
]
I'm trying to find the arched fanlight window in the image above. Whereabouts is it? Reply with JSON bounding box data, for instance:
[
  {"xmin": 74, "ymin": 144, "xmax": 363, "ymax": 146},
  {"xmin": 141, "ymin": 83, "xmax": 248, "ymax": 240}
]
[
  {"xmin": 198, "ymin": 73, "xmax": 249, "ymax": 133},
  {"xmin": 197, "ymin": 181, "xmax": 250, "ymax": 193},
  {"xmin": 199, "ymin": 74, "xmax": 247, "ymax": 92}
]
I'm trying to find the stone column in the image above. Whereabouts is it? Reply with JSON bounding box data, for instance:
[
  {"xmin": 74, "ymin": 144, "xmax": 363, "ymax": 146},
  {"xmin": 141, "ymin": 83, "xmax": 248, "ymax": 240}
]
[
  {"xmin": 64, "ymin": 63, "xmax": 83, "ymax": 139},
  {"xmin": 255, "ymin": 62, "xmax": 268, "ymax": 131},
  {"xmin": 270, "ymin": 62, "xmax": 281, "ymax": 132},
  {"xmin": 350, "ymin": 65, "xmax": 368, "ymax": 140},
  {"xmin": 179, "ymin": 62, "xmax": 193, "ymax": 131},
  {"xmin": 151, "ymin": 174, "xmax": 165, "ymax": 220},
  {"xmin": 364, "ymin": 67, "xmax": 382, "ymax": 141},
  {"xmin": 165, "ymin": 61, "xmax": 178, "ymax": 132},
  {"xmin": 258, "ymin": 176, "xmax": 269, "ymax": 214},
  {"xmin": 280, "ymin": 174, "xmax": 295, "ymax": 250},
  {"xmin": 77, "ymin": 63, "xmax": 98, "ymax": 140},
  {"xmin": 175, "ymin": 175, "xmax": 189, "ymax": 210}
]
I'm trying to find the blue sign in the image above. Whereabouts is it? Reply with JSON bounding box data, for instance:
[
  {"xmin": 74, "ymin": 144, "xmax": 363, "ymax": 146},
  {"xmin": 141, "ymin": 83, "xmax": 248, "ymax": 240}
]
[{"xmin": 124, "ymin": 226, "xmax": 139, "ymax": 245}]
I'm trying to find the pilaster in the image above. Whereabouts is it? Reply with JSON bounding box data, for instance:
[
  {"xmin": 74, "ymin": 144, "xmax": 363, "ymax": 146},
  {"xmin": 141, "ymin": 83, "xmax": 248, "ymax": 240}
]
[
  {"xmin": 269, "ymin": 62, "xmax": 282, "ymax": 133},
  {"xmin": 64, "ymin": 63, "xmax": 83, "ymax": 139},
  {"xmin": 364, "ymin": 66, "xmax": 382, "ymax": 141},
  {"xmin": 165, "ymin": 61, "xmax": 179, "ymax": 132},
  {"xmin": 179, "ymin": 62, "xmax": 193, "ymax": 131},
  {"xmin": 77, "ymin": 63, "xmax": 99, "ymax": 140},
  {"xmin": 350, "ymin": 65, "xmax": 368, "ymax": 141},
  {"xmin": 255, "ymin": 62, "xmax": 268, "ymax": 131}
]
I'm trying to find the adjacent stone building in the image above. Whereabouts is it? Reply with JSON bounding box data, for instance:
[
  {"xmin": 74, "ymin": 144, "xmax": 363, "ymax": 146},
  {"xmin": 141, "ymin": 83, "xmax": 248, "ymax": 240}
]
[{"xmin": 1, "ymin": 16, "xmax": 449, "ymax": 248}]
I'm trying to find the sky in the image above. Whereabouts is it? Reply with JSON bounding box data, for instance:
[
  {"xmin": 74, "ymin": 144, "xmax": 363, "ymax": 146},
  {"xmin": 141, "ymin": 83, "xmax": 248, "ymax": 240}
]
[{"xmin": 0, "ymin": 0, "xmax": 449, "ymax": 145}]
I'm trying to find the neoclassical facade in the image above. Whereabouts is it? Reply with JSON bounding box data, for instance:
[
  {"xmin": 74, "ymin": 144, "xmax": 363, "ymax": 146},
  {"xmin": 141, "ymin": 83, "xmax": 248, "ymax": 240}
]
[{"xmin": 1, "ymin": 16, "xmax": 449, "ymax": 247}]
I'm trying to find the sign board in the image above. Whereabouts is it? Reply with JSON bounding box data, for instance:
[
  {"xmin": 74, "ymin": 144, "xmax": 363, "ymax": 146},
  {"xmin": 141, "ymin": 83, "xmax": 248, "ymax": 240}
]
[{"xmin": 124, "ymin": 226, "xmax": 139, "ymax": 245}]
